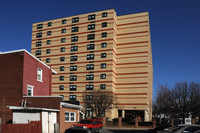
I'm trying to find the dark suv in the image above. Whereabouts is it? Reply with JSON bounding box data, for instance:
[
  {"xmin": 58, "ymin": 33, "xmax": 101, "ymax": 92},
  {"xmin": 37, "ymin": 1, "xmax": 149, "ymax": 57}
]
[{"xmin": 69, "ymin": 118, "xmax": 102, "ymax": 133}]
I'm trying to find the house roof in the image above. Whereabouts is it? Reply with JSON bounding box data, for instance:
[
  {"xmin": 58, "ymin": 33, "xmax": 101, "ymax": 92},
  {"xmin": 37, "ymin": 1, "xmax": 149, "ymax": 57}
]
[
  {"xmin": 61, "ymin": 102, "xmax": 83, "ymax": 109},
  {"xmin": 0, "ymin": 49, "xmax": 57, "ymax": 74},
  {"xmin": 8, "ymin": 106, "xmax": 60, "ymax": 112}
]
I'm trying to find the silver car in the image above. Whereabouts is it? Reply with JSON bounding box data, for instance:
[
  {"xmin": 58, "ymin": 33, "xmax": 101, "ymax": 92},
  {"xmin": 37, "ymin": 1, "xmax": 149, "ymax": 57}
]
[{"xmin": 160, "ymin": 124, "xmax": 200, "ymax": 133}]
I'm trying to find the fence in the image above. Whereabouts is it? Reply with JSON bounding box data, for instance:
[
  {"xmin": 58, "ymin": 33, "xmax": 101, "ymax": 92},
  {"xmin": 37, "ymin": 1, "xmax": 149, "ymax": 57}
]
[{"xmin": 1, "ymin": 121, "xmax": 41, "ymax": 133}]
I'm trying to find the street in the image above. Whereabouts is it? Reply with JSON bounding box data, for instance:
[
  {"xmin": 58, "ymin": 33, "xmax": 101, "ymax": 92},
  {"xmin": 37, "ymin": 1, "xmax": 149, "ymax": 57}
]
[{"xmin": 103, "ymin": 128, "xmax": 151, "ymax": 133}]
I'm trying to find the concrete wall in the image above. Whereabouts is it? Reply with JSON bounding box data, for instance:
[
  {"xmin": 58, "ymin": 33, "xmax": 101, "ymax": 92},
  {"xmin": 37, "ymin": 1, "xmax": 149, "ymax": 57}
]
[{"xmin": 13, "ymin": 112, "xmax": 40, "ymax": 124}]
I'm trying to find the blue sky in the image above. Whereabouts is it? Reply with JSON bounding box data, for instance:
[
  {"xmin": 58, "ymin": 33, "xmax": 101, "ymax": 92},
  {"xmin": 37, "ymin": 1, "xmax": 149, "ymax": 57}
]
[{"xmin": 0, "ymin": 0, "xmax": 200, "ymax": 97}]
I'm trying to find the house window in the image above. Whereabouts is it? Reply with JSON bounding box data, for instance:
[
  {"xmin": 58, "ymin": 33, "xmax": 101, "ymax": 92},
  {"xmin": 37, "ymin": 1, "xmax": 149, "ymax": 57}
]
[
  {"xmin": 102, "ymin": 32, "xmax": 107, "ymax": 37},
  {"xmin": 70, "ymin": 65, "xmax": 77, "ymax": 71},
  {"xmin": 88, "ymin": 24, "xmax": 95, "ymax": 30},
  {"xmin": 69, "ymin": 95, "xmax": 77, "ymax": 101},
  {"xmin": 88, "ymin": 14, "xmax": 96, "ymax": 20},
  {"xmin": 46, "ymin": 58, "xmax": 50, "ymax": 63},
  {"xmin": 70, "ymin": 85, "xmax": 77, "ymax": 91},
  {"xmin": 87, "ymin": 44, "xmax": 95, "ymax": 50},
  {"xmin": 87, "ymin": 34, "xmax": 95, "ymax": 40},
  {"xmin": 86, "ymin": 85, "xmax": 93, "ymax": 90},
  {"xmin": 87, "ymin": 54, "xmax": 94, "ymax": 60},
  {"xmin": 36, "ymin": 41, "xmax": 42, "ymax": 47},
  {"xmin": 86, "ymin": 75, "xmax": 94, "ymax": 80},
  {"xmin": 70, "ymin": 56, "xmax": 78, "ymax": 61},
  {"xmin": 27, "ymin": 85, "xmax": 34, "ymax": 96},
  {"xmin": 60, "ymin": 47, "xmax": 65, "ymax": 52},
  {"xmin": 62, "ymin": 19, "xmax": 66, "ymax": 24},
  {"xmin": 100, "ymin": 74, "xmax": 106, "ymax": 79},
  {"xmin": 35, "ymin": 50, "xmax": 41, "ymax": 55},
  {"xmin": 47, "ymin": 31, "xmax": 51, "ymax": 36},
  {"xmin": 102, "ymin": 22, "xmax": 107, "ymax": 27},
  {"xmin": 101, "ymin": 42, "xmax": 107, "ymax": 48},
  {"xmin": 47, "ymin": 22, "xmax": 52, "ymax": 27},
  {"xmin": 72, "ymin": 17, "xmax": 79, "ymax": 23},
  {"xmin": 65, "ymin": 112, "xmax": 76, "ymax": 122},
  {"xmin": 86, "ymin": 95, "xmax": 93, "ymax": 101},
  {"xmin": 61, "ymin": 29, "xmax": 66, "ymax": 33},
  {"xmin": 101, "ymin": 63, "xmax": 106, "ymax": 69},
  {"xmin": 100, "ymin": 84, "xmax": 106, "ymax": 89},
  {"xmin": 37, "ymin": 24, "xmax": 43, "ymax": 29},
  {"xmin": 60, "ymin": 66, "xmax": 65, "ymax": 71},
  {"xmin": 59, "ymin": 85, "xmax": 64, "ymax": 90},
  {"xmin": 37, "ymin": 68, "xmax": 42, "ymax": 82},
  {"xmin": 72, "ymin": 27, "xmax": 79, "ymax": 32},
  {"xmin": 102, "ymin": 12, "xmax": 107, "ymax": 17},
  {"xmin": 71, "ymin": 46, "xmax": 78, "ymax": 52},
  {"xmin": 70, "ymin": 75, "xmax": 77, "ymax": 81},
  {"xmin": 46, "ymin": 49, "xmax": 50, "ymax": 54},
  {"xmin": 36, "ymin": 33, "xmax": 42, "ymax": 38},
  {"xmin": 61, "ymin": 38, "xmax": 66, "ymax": 43},
  {"xmin": 101, "ymin": 53, "xmax": 107, "ymax": 58},
  {"xmin": 46, "ymin": 40, "xmax": 51, "ymax": 45},
  {"xmin": 60, "ymin": 76, "xmax": 64, "ymax": 81},
  {"xmin": 60, "ymin": 57, "xmax": 65, "ymax": 62},
  {"xmin": 71, "ymin": 36, "xmax": 78, "ymax": 42},
  {"xmin": 86, "ymin": 64, "xmax": 94, "ymax": 70},
  {"xmin": 60, "ymin": 95, "xmax": 64, "ymax": 100}
]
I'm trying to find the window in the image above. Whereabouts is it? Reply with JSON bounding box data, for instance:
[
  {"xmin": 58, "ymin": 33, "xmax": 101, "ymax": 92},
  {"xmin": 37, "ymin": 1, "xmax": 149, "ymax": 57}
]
[
  {"xmin": 72, "ymin": 27, "xmax": 79, "ymax": 32},
  {"xmin": 36, "ymin": 41, "xmax": 42, "ymax": 47},
  {"xmin": 100, "ymin": 84, "xmax": 106, "ymax": 89},
  {"xmin": 71, "ymin": 36, "xmax": 78, "ymax": 42},
  {"xmin": 60, "ymin": 95, "xmax": 64, "ymax": 100},
  {"xmin": 46, "ymin": 40, "xmax": 51, "ymax": 45},
  {"xmin": 87, "ymin": 54, "xmax": 94, "ymax": 60},
  {"xmin": 100, "ymin": 74, "xmax": 106, "ymax": 79},
  {"xmin": 59, "ymin": 85, "xmax": 64, "ymax": 90},
  {"xmin": 101, "ymin": 53, "xmax": 107, "ymax": 58},
  {"xmin": 102, "ymin": 22, "xmax": 107, "ymax": 27},
  {"xmin": 86, "ymin": 64, "xmax": 94, "ymax": 70},
  {"xmin": 60, "ymin": 47, "xmax": 65, "ymax": 52},
  {"xmin": 87, "ymin": 34, "xmax": 95, "ymax": 40},
  {"xmin": 70, "ymin": 65, "xmax": 77, "ymax": 71},
  {"xmin": 46, "ymin": 58, "xmax": 50, "ymax": 63},
  {"xmin": 37, "ymin": 24, "xmax": 43, "ymax": 29},
  {"xmin": 101, "ymin": 42, "xmax": 107, "ymax": 48},
  {"xmin": 60, "ymin": 66, "xmax": 64, "ymax": 71},
  {"xmin": 65, "ymin": 112, "xmax": 76, "ymax": 122},
  {"xmin": 47, "ymin": 31, "xmax": 51, "ymax": 36},
  {"xmin": 36, "ymin": 33, "xmax": 42, "ymax": 38},
  {"xmin": 70, "ymin": 56, "xmax": 78, "ymax": 61},
  {"xmin": 60, "ymin": 57, "xmax": 65, "ymax": 62},
  {"xmin": 87, "ymin": 44, "xmax": 95, "ymax": 50},
  {"xmin": 86, "ymin": 85, "xmax": 93, "ymax": 90},
  {"xmin": 61, "ymin": 38, "xmax": 66, "ymax": 43},
  {"xmin": 70, "ymin": 75, "xmax": 77, "ymax": 81},
  {"xmin": 62, "ymin": 19, "xmax": 66, "ymax": 24},
  {"xmin": 71, "ymin": 46, "xmax": 78, "ymax": 52},
  {"xmin": 27, "ymin": 85, "xmax": 34, "ymax": 96},
  {"xmin": 35, "ymin": 50, "xmax": 41, "ymax": 55},
  {"xmin": 72, "ymin": 17, "xmax": 79, "ymax": 23},
  {"xmin": 102, "ymin": 32, "xmax": 107, "ymax": 37},
  {"xmin": 86, "ymin": 95, "xmax": 93, "ymax": 100},
  {"xmin": 69, "ymin": 95, "xmax": 76, "ymax": 101},
  {"xmin": 88, "ymin": 14, "xmax": 96, "ymax": 20},
  {"xmin": 48, "ymin": 22, "xmax": 52, "ymax": 27},
  {"xmin": 61, "ymin": 29, "xmax": 66, "ymax": 33},
  {"xmin": 70, "ymin": 85, "xmax": 77, "ymax": 91},
  {"xmin": 86, "ymin": 75, "xmax": 94, "ymax": 80},
  {"xmin": 37, "ymin": 68, "xmax": 42, "ymax": 82},
  {"xmin": 102, "ymin": 12, "xmax": 107, "ymax": 17},
  {"xmin": 101, "ymin": 63, "xmax": 106, "ymax": 69},
  {"xmin": 60, "ymin": 76, "xmax": 64, "ymax": 81},
  {"xmin": 88, "ymin": 24, "xmax": 95, "ymax": 30},
  {"xmin": 46, "ymin": 49, "xmax": 51, "ymax": 54}
]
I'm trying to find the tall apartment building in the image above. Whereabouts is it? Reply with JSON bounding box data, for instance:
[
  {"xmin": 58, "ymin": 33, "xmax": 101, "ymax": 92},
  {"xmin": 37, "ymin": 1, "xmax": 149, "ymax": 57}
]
[{"xmin": 31, "ymin": 9, "xmax": 153, "ymax": 121}]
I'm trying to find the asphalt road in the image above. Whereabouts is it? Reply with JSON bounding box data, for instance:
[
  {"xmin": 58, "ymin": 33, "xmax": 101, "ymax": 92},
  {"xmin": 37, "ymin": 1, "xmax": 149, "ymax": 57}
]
[{"xmin": 103, "ymin": 128, "xmax": 151, "ymax": 133}]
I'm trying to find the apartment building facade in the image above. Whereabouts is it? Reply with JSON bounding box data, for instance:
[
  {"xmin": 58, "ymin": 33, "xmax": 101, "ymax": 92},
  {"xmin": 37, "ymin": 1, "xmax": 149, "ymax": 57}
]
[{"xmin": 31, "ymin": 9, "xmax": 153, "ymax": 121}]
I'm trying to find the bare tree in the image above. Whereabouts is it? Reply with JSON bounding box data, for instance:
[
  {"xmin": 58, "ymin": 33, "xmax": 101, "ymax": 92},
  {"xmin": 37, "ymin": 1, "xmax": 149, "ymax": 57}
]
[{"xmin": 83, "ymin": 89, "xmax": 116, "ymax": 118}]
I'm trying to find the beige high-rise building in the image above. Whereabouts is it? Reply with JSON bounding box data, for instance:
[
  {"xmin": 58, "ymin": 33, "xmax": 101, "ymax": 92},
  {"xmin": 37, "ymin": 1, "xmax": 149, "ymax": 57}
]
[{"xmin": 31, "ymin": 9, "xmax": 153, "ymax": 121}]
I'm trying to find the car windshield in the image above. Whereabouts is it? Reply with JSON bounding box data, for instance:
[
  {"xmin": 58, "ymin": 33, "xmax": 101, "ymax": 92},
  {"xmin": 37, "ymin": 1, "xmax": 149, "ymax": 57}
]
[
  {"xmin": 79, "ymin": 120, "xmax": 92, "ymax": 124},
  {"xmin": 164, "ymin": 126, "xmax": 183, "ymax": 132}
]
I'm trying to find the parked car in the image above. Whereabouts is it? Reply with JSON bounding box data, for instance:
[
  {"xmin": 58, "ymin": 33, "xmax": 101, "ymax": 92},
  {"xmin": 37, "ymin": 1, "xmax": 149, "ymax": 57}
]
[
  {"xmin": 69, "ymin": 118, "xmax": 102, "ymax": 133},
  {"xmin": 160, "ymin": 124, "xmax": 200, "ymax": 133}
]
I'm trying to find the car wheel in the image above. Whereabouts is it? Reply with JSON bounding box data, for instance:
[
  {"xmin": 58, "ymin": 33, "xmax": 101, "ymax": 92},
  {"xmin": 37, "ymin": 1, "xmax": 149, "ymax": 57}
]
[
  {"xmin": 98, "ymin": 128, "xmax": 102, "ymax": 133},
  {"xmin": 87, "ymin": 130, "xmax": 92, "ymax": 133}
]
